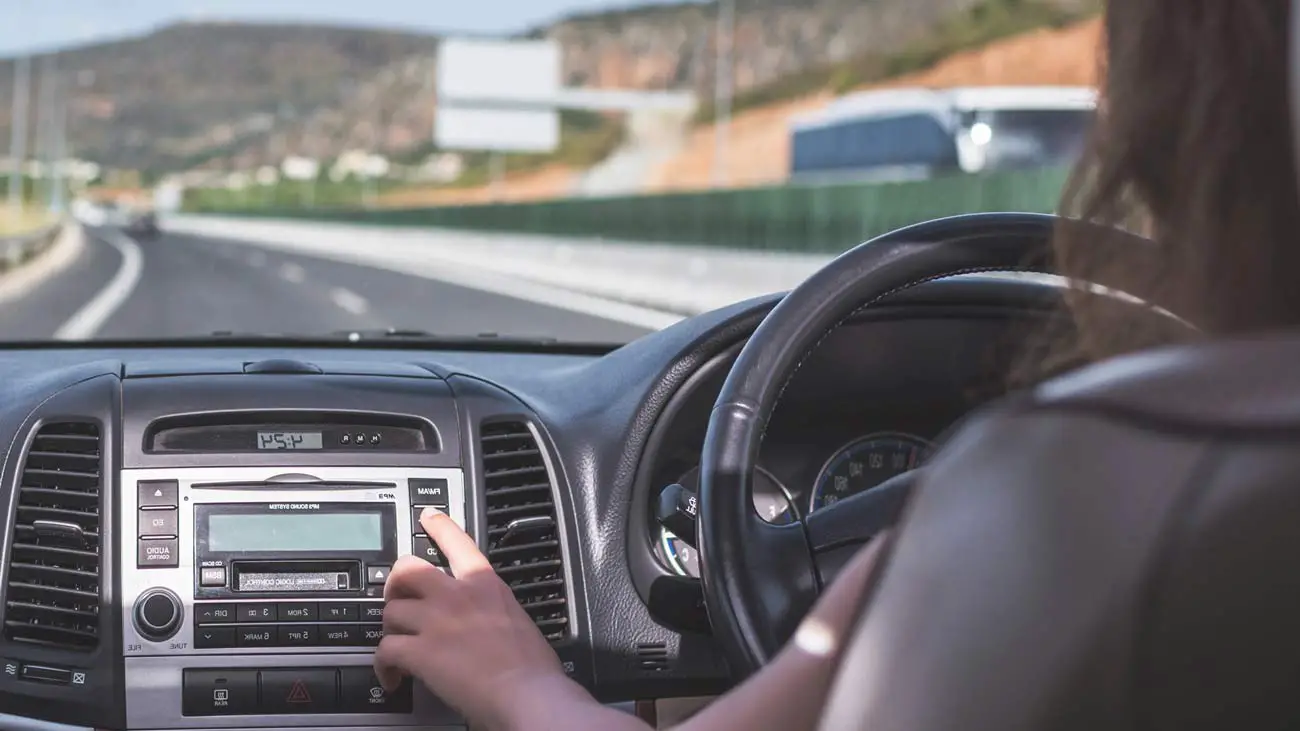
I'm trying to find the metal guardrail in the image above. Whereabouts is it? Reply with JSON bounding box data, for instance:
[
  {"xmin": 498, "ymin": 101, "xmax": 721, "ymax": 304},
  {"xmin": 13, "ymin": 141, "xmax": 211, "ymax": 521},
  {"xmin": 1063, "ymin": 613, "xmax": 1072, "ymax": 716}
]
[{"xmin": 0, "ymin": 223, "xmax": 63, "ymax": 273}]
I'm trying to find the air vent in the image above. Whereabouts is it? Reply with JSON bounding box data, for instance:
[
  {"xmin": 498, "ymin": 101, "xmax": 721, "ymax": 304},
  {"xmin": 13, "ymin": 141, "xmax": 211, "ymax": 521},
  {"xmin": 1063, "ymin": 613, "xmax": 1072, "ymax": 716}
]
[
  {"xmin": 2, "ymin": 422, "xmax": 103, "ymax": 651},
  {"xmin": 636, "ymin": 642, "xmax": 670, "ymax": 672},
  {"xmin": 480, "ymin": 420, "xmax": 569, "ymax": 643}
]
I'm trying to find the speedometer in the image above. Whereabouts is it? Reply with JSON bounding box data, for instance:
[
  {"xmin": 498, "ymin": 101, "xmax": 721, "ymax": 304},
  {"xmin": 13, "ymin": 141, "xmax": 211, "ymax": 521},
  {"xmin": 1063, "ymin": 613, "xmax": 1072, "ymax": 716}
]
[{"xmin": 810, "ymin": 432, "xmax": 933, "ymax": 513}]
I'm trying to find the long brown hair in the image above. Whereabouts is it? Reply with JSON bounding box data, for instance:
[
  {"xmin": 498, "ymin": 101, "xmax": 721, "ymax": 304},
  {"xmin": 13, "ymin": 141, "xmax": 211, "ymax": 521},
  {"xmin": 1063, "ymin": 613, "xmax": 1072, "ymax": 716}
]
[{"xmin": 1040, "ymin": 0, "xmax": 1300, "ymax": 374}]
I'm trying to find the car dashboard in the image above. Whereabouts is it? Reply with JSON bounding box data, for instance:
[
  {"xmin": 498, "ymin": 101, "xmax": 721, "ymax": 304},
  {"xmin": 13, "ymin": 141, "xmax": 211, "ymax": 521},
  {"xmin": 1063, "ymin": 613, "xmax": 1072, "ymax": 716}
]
[{"xmin": 0, "ymin": 276, "xmax": 1065, "ymax": 730}]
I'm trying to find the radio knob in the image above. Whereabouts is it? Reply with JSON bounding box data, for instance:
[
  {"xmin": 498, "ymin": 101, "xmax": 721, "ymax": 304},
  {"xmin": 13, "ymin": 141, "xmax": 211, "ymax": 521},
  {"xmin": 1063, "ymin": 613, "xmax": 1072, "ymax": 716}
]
[{"xmin": 133, "ymin": 588, "xmax": 183, "ymax": 642}]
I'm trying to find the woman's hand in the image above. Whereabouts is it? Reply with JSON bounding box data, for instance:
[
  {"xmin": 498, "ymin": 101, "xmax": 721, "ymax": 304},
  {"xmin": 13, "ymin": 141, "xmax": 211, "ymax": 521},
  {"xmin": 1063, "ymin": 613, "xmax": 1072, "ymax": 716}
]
[{"xmin": 374, "ymin": 507, "xmax": 577, "ymax": 729}]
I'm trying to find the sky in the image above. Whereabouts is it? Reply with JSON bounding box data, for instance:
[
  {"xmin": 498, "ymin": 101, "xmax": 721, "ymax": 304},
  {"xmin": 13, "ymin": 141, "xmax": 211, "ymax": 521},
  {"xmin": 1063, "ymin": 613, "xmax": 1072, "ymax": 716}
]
[{"xmin": 0, "ymin": 0, "xmax": 687, "ymax": 56}]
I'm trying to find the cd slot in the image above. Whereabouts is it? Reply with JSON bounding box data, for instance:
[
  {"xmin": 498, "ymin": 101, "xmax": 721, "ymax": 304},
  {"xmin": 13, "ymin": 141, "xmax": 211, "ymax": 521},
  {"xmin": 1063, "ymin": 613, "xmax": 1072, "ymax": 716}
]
[{"xmin": 231, "ymin": 561, "xmax": 361, "ymax": 594}]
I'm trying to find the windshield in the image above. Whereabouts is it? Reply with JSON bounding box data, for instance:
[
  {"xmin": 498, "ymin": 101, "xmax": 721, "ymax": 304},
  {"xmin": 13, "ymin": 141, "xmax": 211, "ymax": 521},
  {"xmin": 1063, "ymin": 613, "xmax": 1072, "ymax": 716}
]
[{"xmin": 0, "ymin": 1, "xmax": 1101, "ymax": 345}]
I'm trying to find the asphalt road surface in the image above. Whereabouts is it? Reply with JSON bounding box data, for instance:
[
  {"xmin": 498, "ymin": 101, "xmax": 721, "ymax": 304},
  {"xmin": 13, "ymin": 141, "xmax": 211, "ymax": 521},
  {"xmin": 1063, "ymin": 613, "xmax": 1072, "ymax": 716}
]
[{"xmin": 0, "ymin": 227, "xmax": 657, "ymax": 343}]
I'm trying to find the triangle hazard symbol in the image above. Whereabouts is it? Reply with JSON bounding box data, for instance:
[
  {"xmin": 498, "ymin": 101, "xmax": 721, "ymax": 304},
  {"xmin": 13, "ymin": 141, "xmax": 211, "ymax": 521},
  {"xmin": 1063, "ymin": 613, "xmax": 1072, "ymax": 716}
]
[
  {"xmin": 154, "ymin": 489, "xmax": 163, "ymax": 497},
  {"xmin": 286, "ymin": 679, "xmax": 312, "ymax": 704}
]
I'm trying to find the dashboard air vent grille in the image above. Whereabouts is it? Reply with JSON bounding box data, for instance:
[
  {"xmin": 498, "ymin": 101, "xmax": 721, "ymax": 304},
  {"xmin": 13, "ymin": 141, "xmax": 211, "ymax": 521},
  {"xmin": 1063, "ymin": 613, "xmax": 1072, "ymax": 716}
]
[
  {"xmin": 2, "ymin": 422, "xmax": 103, "ymax": 651},
  {"xmin": 480, "ymin": 420, "xmax": 569, "ymax": 643},
  {"xmin": 636, "ymin": 642, "xmax": 670, "ymax": 672}
]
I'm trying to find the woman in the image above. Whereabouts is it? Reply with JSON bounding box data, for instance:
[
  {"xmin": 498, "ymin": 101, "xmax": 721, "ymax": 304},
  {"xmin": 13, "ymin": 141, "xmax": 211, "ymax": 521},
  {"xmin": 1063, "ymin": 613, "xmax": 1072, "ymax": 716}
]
[{"xmin": 375, "ymin": 0, "xmax": 1300, "ymax": 727}]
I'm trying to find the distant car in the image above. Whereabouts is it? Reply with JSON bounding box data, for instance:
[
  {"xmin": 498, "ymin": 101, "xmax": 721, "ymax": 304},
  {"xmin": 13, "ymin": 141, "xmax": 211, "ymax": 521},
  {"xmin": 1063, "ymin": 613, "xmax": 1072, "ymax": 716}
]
[{"xmin": 124, "ymin": 210, "xmax": 160, "ymax": 238}]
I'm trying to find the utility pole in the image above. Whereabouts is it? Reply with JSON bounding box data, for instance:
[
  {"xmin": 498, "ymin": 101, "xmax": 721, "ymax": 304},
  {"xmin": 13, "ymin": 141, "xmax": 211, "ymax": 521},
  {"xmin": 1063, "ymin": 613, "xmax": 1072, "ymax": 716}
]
[
  {"xmin": 363, "ymin": 98, "xmax": 380, "ymax": 209},
  {"xmin": 32, "ymin": 55, "xmax": 55, "ymax": 210},
  {"xmin": 50, "ymin": 70, "xmax": 67, "ymax": 214},
  {"xmin": 7, "ymin": 55, "xmax": 31, "ymax": 217},
  {"xmin": 711, "ymin": 0, "xmax": 734, "ymax": 188}
]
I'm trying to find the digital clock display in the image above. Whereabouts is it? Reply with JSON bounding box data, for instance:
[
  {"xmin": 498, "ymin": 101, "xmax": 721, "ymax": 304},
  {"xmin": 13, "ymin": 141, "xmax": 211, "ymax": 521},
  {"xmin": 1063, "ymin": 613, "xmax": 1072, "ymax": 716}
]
[{"xmin": 256, "ymin": 431, "xmax": 324, "ymax": 450}]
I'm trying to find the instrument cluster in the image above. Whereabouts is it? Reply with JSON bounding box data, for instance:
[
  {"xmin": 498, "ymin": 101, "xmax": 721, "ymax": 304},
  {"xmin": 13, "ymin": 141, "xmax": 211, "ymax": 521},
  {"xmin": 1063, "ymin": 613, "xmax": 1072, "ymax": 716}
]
[{"xmin": 651, "ymin": 430, "xmax": 935, "ymax": 579}]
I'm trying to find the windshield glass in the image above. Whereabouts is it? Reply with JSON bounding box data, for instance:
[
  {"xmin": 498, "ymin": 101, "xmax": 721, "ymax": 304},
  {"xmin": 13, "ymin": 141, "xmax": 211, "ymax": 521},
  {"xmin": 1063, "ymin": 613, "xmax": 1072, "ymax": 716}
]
[{"xmin": 0, "ymin": 1, "xmax": 1101, "ymax": 345}]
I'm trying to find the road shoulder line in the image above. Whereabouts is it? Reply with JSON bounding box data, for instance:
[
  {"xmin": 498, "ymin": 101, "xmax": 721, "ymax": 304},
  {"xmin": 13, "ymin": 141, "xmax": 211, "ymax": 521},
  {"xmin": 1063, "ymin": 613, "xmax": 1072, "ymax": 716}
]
[{"xmin": 53, "ymin": 228, "xmax": 144, "ymax": 340}]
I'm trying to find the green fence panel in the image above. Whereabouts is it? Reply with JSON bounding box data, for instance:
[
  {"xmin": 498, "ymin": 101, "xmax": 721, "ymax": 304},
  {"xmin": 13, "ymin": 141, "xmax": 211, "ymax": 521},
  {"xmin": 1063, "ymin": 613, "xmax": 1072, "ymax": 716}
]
[{"xmin": 185, "ymin": 166, "xmax": 1073, "ymax": 254}]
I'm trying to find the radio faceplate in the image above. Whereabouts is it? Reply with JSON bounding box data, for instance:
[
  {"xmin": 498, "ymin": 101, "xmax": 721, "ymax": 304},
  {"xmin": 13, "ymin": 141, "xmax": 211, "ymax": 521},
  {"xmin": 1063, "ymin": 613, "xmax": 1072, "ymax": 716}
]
[{"xmin": 119, "ymin": 466, "xmax": 468, "ymax": 729}]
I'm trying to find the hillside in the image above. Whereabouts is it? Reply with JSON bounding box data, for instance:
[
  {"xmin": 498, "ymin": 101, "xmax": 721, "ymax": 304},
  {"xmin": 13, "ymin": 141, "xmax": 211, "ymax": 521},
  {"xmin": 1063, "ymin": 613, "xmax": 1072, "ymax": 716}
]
[
  {"xmin": 647, "ymin": 16, "xmax": 1104, "ymax": 191},
  {"xmin": 381, "ymin": 13, "xmax": 1104, "ymax": 205},
  {"xmin": 0, "ymin": 0, "xmax": 1096, "ymax": 175},
  {"xmin": 0, "ymin": 23, "xmax": 439, "ymax": 171}
]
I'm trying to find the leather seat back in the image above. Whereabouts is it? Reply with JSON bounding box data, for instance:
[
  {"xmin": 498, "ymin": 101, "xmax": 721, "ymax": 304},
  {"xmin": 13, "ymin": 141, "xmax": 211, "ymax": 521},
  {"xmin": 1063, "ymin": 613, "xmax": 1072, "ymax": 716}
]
[{"xmin": 820, "ymin": 334, "xmax": 1300, "ymax": 730}]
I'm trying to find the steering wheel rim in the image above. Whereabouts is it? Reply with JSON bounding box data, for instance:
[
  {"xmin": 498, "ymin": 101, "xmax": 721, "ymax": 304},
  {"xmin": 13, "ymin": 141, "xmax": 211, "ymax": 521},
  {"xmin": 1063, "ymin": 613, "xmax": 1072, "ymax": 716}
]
[{"xmin": 697, "ymin": 212, "xmax": 1103, "ymax": 676}]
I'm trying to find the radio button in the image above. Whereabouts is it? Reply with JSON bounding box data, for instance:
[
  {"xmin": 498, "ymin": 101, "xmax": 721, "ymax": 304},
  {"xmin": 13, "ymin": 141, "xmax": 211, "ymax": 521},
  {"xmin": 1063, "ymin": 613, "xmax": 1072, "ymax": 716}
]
[
  {"xmin": 277, "ymin": 625, "xmax": 317, "ymax": 647},
  {"xmin": 195, "ymin": 604, "xmax": 236, "ymax": 624},
  {"xmin": 360, "ymin": 603, "xmax": 385, "ymax": 621},
  {"xmin": 320, "ymin": 604, "xmax": 358, "ymax": 622},
  {"xmin": 199, "ymin": 567, "xmax": 226, "ymax": 587},
  {"xmin": 137, "ymin": 480, "xmax": 178, "ymax": 509},
  {"xmin": 277, "ymin": 602, "xmax": 318, "ymax": 622},
  {"xmin": 361, "ymin": 625, "xmax": 385, "ymax": 646},
  {"xmin": 195, "ymin": 626, "xmax": 237, "ymax": 649},
  {"xmin": 138, "ymin": 508, "xmax": 178, "ymax": 538},
  {"xmin": 137, "ymin": 538, "xmax": 178, "ymax": 568},
  {"xmin": 236, "ymin": 627, "xmax": 275, "ymax": 647},
  {"xmin": 237, "ymin": 603, "xmax": 277, "ymax": 623},
  {"xmin": 409, "ymin": 478, "xmax": 450, "ymax": 508},
  {"xmin": 261, "ymin": 669, "xmax": 338, "ymax": 714},
  {"xmin": 319, "ymin": 624, "xmax": 360, "ymax": 646},
  {"xmin": 340, "ymin": 667, "xmax": 412, "ymax": 714},
  {"xmin": 412, "ymin": 536, "xmax": 449, "ymax": 567},
  {"xmin": 182, "ymin": 669, "xmax": 257, "ymax": 716}
]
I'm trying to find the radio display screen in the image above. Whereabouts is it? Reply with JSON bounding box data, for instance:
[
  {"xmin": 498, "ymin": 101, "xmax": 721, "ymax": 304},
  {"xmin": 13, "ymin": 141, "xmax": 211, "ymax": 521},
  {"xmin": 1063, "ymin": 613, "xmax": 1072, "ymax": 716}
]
[
  {"xmin": 207, "ymin": 512, "xmax": 383, "ymax": 552},
  {"xmin": 256, "ymin": 431, "xmax": 323, "ymax": 450}
]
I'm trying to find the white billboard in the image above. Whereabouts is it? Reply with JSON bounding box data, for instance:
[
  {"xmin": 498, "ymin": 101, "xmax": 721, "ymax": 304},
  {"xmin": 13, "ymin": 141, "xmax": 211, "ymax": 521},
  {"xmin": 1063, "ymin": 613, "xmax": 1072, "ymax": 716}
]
[
  {"xmin": 435, "ymin": 38, "xmax": 561, "ymax": 154},
  {"xmin": 436, "ymin": 107, "xmax": 560, "ymax": 154},
  {"xmin": 436, "ymin": 38, "xmax": 561, "ymax": 105}
]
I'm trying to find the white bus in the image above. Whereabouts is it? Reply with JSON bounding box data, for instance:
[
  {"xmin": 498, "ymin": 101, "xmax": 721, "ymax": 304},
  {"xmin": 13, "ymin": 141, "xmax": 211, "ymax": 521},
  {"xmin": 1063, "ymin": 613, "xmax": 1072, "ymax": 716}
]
[{"xmin": 787, "ymin": 86, "xmax": 1097, "ymax": 184}]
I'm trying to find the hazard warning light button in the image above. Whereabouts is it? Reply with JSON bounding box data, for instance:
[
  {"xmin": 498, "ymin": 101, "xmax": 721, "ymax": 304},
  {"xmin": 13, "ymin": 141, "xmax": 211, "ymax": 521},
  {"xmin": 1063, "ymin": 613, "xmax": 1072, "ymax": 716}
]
[{"xmin": 260, "ymin": 668, "xmax": 338, "ymax": 714}]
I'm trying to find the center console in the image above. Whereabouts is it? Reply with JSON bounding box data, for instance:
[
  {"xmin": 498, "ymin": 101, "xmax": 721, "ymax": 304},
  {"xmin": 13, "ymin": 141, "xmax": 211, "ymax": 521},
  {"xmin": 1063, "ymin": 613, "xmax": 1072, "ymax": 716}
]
[
  {"xmin": 0, "ymin": 368, "xmax": 586, "ymax": 731},
  {"xmin": 120, "ymin": 466, "xmax": 466, "ymax": 729}
]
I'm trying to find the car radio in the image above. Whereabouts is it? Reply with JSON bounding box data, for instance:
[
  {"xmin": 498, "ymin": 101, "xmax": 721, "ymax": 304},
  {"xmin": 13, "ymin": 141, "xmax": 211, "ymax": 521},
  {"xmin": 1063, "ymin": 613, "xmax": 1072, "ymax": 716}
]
[{"xmin": 119, "ymin": 466, "xmax": 468, "ymax": 729}]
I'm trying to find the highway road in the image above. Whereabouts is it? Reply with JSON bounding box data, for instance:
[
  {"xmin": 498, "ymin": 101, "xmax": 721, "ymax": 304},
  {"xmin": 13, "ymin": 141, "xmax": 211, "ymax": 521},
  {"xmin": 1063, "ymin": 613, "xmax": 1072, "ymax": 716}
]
[{"xmin": 0, "ymin": 227, "xmax": 658, "ymax": 343}]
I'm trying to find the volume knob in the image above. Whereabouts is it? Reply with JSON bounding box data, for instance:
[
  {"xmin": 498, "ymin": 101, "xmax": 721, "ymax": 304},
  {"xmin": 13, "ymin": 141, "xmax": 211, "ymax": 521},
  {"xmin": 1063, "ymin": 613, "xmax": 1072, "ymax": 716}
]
[{"xmin": 133, "ymin": 588, "xmax": 183, "ymax": 642}]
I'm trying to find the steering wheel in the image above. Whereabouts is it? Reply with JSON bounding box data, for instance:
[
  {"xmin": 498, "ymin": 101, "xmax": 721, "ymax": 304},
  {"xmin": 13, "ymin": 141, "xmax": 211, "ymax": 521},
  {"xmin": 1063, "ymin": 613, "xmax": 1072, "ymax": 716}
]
[{"xmin": 696, "ymin": 212, "xmax": 1172, "ymax": 676}]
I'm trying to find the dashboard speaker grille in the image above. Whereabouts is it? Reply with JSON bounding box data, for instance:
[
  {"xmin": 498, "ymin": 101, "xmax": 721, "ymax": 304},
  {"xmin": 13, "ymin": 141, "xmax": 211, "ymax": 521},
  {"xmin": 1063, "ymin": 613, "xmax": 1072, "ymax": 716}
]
[
  {"xmin": 2, "ymin": 422, "xmax": 103, "ymax": 651},
  {"xmin": 480, "ymin": 420, "xmax": 570, "ymax": 643}
]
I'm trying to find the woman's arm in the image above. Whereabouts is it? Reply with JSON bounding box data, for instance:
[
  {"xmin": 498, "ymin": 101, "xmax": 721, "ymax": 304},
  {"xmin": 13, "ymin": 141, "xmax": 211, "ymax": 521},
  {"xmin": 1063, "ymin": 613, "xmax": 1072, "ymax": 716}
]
[
  {"xmin": 492, "ymin": 537, "xmax": 888, "ymax": 731},
  {"xmin": 375, "ymin": 508, "xmax": 885, "ymax": 731}
]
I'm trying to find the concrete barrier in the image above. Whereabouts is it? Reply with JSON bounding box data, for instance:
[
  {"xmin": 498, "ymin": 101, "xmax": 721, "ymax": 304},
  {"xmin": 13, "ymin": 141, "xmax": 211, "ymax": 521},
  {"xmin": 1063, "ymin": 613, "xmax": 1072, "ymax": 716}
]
[{"xmin": 163, "ymin": 214, "xmax": 834, "ymax": 315}]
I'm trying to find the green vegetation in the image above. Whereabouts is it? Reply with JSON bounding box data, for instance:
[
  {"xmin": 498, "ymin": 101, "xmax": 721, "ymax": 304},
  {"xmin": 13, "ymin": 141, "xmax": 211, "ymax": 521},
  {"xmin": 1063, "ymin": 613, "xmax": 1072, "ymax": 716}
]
[
  {"xmin": 185, "ymin": 109, "xmax": 625, "ymax": 210},
  {"xmin": 696, "ymin": 0, "xmax": 1102, "ymax": 124},
  {"xmin": 441, "ymin": 110, "xmax": 625, "ymax": 189}
]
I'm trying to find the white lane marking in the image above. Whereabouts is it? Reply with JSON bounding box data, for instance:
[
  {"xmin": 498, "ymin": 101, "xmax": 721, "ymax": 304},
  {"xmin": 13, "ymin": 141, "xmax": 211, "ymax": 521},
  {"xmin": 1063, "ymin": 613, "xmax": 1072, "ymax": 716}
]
[
  {"xmin": 54, "ymin": 229, "xmax": 144, "ymax": 340},
  {"xmin": 247, "ymin": 251, "xmax": 266, "ymax": 267},
  {"xmin": 329, "ymin": 287, "xmax": 369, "ymax": 315},
  {"xmin": 279, "ymin": 262, "xmax": 305, "ymax": 283}
]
